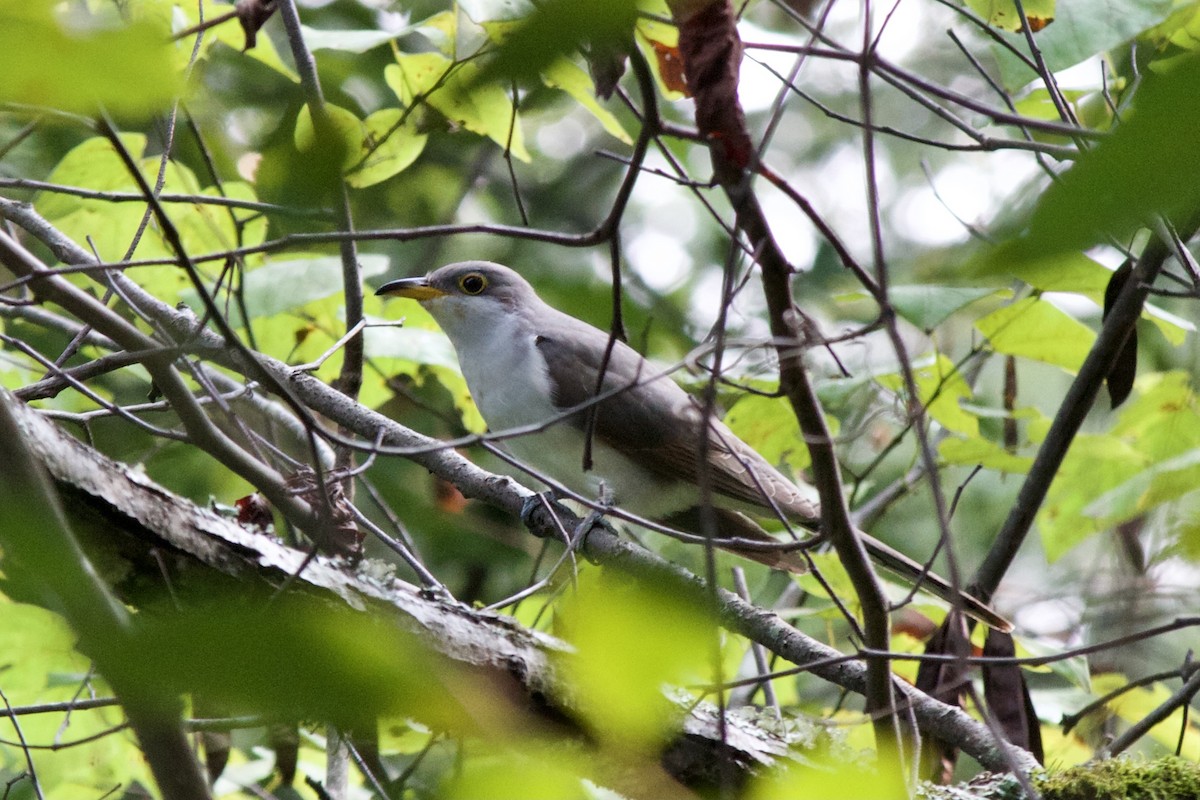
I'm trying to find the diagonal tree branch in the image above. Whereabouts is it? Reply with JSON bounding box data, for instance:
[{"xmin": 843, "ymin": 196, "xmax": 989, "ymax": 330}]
[{"xmin": 0, "ymin": 197, "xmax": 1036, "ymax": 774}]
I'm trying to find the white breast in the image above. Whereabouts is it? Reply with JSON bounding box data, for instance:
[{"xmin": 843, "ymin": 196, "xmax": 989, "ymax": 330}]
[{"xmin": 426, "ymin": 295, "xmax": 694, "ymax": 515}]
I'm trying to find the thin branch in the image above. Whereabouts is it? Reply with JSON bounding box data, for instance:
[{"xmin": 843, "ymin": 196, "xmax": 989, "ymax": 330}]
[{"xmin": 0, "ymin": 178, "xmax": 331, "ymax": 218}]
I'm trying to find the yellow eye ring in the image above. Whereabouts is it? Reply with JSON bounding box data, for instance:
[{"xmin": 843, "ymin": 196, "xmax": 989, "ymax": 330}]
[{"xmin": 459, "ymin": 273, "xmax": 487, "ymax": 295}]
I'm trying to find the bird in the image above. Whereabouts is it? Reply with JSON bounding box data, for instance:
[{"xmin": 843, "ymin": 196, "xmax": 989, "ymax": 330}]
[{"xmin": 376, "ymin": 261, "xmax": 1008, "ymax": 630}]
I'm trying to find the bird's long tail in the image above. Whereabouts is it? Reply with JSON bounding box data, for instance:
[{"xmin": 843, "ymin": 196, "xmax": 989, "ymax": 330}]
[
  {"xmin": 693, "ymin": 508, "xmax": 1011, "ymax": 631},
  {"xmin": 857, "ymin": 531, "xmax": 1011, "ymax": 632}
]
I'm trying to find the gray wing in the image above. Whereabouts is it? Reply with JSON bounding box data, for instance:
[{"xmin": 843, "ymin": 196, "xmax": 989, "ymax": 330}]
[{"xmin": 534, "ymin": 313, "xmax": 819, "ymax": 524}]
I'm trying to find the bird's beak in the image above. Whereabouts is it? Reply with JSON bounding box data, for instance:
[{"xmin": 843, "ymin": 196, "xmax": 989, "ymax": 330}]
[{"xmin": 375, "ymin": 276, "xmax": 448, "ymax": 301}]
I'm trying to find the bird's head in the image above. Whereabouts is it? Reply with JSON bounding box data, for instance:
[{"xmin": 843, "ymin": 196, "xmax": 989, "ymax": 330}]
[{"xmin": 375, "ymin": 261, "xmax": 541, "ymax": 341}]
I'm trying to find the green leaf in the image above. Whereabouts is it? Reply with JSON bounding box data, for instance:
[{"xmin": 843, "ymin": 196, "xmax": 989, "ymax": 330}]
[
  {"xmin": 747, "ymin": 753, "xmax": 908, "ymax": 800},
  {"xmin": 975, "ymin": 297, "xmax": 1095, "ymax": 371},
  {"xmin": 346, "ymin": 108, "xmax": 429, "ymax": 188},
  {"xmin": 1153, "ymin": 2, "xmax": 1200, "ymax": 54},
  {"xmin": 168, "ymin": 0, "xmax": 297, "ymax": 79},
  {"xmin": 1039, "ymin": 434, "xmax": 1144, "ymax": 560},
  {"xmin": 294, "ymin": 102, "xmax": 363, "ymax": 172},
  {"xmin": 0, "ymin": 597, "xmax": 154, "ymax": 796},
  {"xmin": 109, "ymin": 592, "xmax": 472, "ymax": 730},
  {"xmin": 1006, "ymin": 251, "xmax": 1112, "ymax": 294},
  {"xmin": 556, "ymin": 569, "xmax": 713, "ymax": 750},
  {"xmin": 364, "ymin": 323, "xmax": 462, "ymax": 373},
  {"xmin": 997, "ymin": 50, "xmax": 1200, "ymax": 259},
  {"xmin": 188, "ymin": 254, "xmax": 391, "ymax": 321},
  {"xmin": 541, "ymin": 58, "xmax": 632, "ymax": 144},
  {"xmin": 1076, "ymin": 372, "xmax": 1200, "ymax": 527},
  {"xmin": 1083, "ymin": 447, "xmax": 1200, "ymax": 524},
  {"xmin": 725, "ymin": 393, "xmax": 812, "ymax": 475},
  {"xmin": 990, "ymin": 0, "xmax": 1174, "ymax": 92},
  {"xmin": 875, "ymin": 354, "xmax": 979, "ymax": 436},
  {"xmin": 440, "ymin": 748, "xmax": 591, "ymax": 800},
  {"xmin": 939, "ymin": 436, "xmax": 1033, "ymax": 473},
  {"xmin": 840, "ymin": 285, "xmax": 997, "ymax": 330},
  {"xmin": 1013, "ymin": 88, "xmax": 1113, "ymax": 138},
  {"xmin": 458, "ymin": 0, "xmax": 536, "ymax": 22},
  {"xmin": 795, "ymin": 551, "xmax": 854, "ymax": 614},
  {"xmin": 386, "ymin": 53, "xmax": 530, "ymax": 161},
  {"xmin": 1007, "ymin": 253, "xmax": 1193, "ymax": 345},
  {"xmin": 409, "ymin": 10, "xmax": 458, "ymax": 56},
  {"xmin": 890, "ymin": 285, "xmax": 998, "ymax": 330},
  {"xmin": 1110, "ymin": 371, "xmax": 1200, "ymax": 461},
  {"xmin": 965, "ymin": 0, "xmax": 1055, "ymax": 33},
  {"xmin": 473, "ymin": 0, "xmax": 639, "ymax": 87},
  {"xmin": 35, "ymin": 136, "xmax": 264, "ymax": 287},
  {"xmin": 0, "ymin": 0, "xmax": 181, "ymax": 115},
  {"xmin": 300, "ymin": 23, "xmax": 401, "ymax": 53}
]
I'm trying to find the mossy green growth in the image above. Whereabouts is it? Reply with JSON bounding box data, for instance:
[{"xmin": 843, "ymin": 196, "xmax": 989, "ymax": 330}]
[{"xmin": 1035, "ymin": 757, "xmax": 1200, "ymax": 800}]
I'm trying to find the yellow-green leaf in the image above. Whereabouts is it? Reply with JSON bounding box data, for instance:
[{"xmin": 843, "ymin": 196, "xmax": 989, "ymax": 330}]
[
  {"xmin": 555, "ymin": 569, "xmax": 712, "ymax": 750},
  {"xmin": 747, "ymin": 754, "xmax": 908, "ymax": 800},
  {"xmin": 294, "ymin": 102, "xmax": 364, "ymax": 172},
  {"xmin": 875, "ymin": 354, "xmax": 978, "ymax": 436},
  {"xmin": 541, "ymin": 58, "xmax": 631, "ymax": 144},
  {"xmin": 346, "ymin": 108, "xmax": 429, "ymax": 188},
  {"xmin": 994, "ymin": 51, "xmax": 1200, "ymax": 260},
  {"xmin": 0, "ymin": 0, "xmax": 181, "ymax": 114},
  {"xmin": 35, "ymin": 135, "xmax": 261, "ymax": 286},
  {"xmin": 1010, "ymin": 253, "xmax": 1194, "ymax": 346},
  {"xmin": 939, "ymin": 436, "xmax": 1033, "ymax": 473},
  {"xmin": 975, "ymin": 297, "xmax": 1095, "ymax": 371},
  {"xmin": 1038, "ymin": 434, "xmax": 1144, "ymax": 560},
  {"xmin": 385, "ymin": 53, "xmax": 530, "ymax": 161},
  {"xmin": 440, "ymin": 748, "xmax": 591, "ymax": 800},
  {"xmin": 965, "ymin": 0, "xmax": 1055, "ymax": 32},
  {"xmin": 168, "ymin": 0, "xmax": 297, "ymax": 79},
  {"xmin": 725, "ymin": 393, "xmax": 816, "ymax": 476}
]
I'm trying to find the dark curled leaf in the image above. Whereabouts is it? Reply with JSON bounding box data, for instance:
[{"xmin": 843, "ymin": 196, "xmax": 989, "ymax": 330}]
[
  {"xmin": 200, "ymin": 730, "xmax": 231, "ymax": 785},
  {"xmin": 915, "ymin": 614, "xmax": 971, "ymax": 783},
  {"xmin": 194, "ymin": 695, "xmax": 232, "ymax": 782},
  {"xmin": 1103, "ymin": 258, "xmax": 1137, "ymax": 408},
  {"xmin": 1004, "ymin": 355, "xmax": 1018, "ymax": 451},
  {"xmin": 982, "ymin": 629, "xmax": 1044, "ymax": 764},
  {"xmin": 235, "ymin": 0, "xmax": 278, "ymax": 51},
  {"xmin": 587, "ymin": 40, "xmax": 629, "ymax": 100},
  {"xmin": 671, "ymin": 0, "xmax": 753, "ymax": 178},
  {"xmin": 268, "ymin": 723, "xmax": 300, "ymax": 785}
]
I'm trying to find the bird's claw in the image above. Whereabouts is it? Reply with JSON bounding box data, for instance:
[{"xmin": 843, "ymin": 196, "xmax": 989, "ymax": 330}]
[{"xmin": 519, "ymin": 490, "xmax": 557, "ymax": 527}]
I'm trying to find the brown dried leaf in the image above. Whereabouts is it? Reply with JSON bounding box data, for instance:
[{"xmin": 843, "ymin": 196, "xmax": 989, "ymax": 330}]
[
  {"xmin": 1103, "ymin": 258, "xmax": 1137, "ymax": 408},
  {"xmin": 287, "ymin": 468, "xmax": 364, "ymax": 558},
  {"xmin": 268, "ymin": 723, "xmax": 300, "ymax": 785},
  {"xmin": 1019, "ymin": 15, "xmax": 1054, "ymax": 33},
  {"xmin": 669, "ymin": 0, "xmax": 753, "ymax": 178},
  {"xmin": 235, "ymin": 493, "xmax": 274, "ymax": 531},
  {"xmin": 915, "ymin": 614, "xmax": 972, "ymax": 783},
  {"xmin": 982, "ymin": 629, "xmax": 1045, "ymax": 763},
  {"xmin": 648, "ymin": 38, "xmax": 690, "ymax": 96},
  {"xmin": 435, "ymin": 475, "xmax": 469, "ymax": 514}
]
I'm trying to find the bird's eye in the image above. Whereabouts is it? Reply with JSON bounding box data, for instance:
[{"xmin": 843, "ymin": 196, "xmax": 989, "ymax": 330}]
[{"xmin": 459, "ymin": 273, "xmax": 487, "ymax": 295}]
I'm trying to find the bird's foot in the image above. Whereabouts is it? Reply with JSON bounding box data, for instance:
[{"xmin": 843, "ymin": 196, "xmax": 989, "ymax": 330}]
[
  {"xmin": 520, "ymin": 490, "xmax": 561, "ymax": 530},
  {"xmin": 571, "ymin": 506, "xmax": 614, "ymax": 547}
]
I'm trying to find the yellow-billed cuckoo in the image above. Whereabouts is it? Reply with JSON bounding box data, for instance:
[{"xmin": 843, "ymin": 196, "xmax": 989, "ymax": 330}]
[{"xmin": 377, "ymin": 261, "xmax": 1008, "ymax": 630}]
